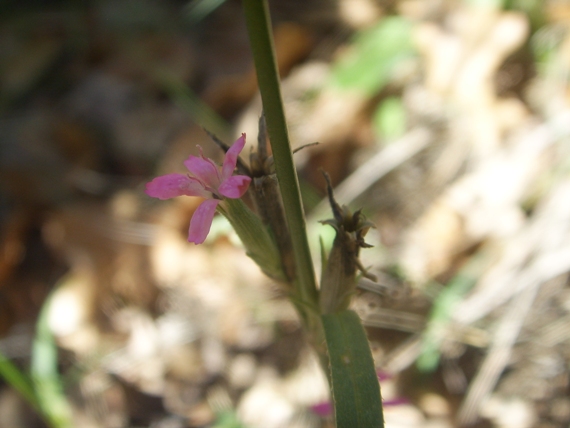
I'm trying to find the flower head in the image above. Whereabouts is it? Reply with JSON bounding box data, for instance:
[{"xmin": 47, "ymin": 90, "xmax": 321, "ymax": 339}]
[{"xmin": 146, "ymin": 134, "xmax": 251, "ymax": 244}]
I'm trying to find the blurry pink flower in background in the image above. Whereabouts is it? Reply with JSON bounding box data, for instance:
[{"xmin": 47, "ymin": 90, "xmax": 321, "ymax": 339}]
[
  {"xmin": 309, "ymin": 371, "xmax": 409, "ymax": 418},
  {"xmin": 146, "ymin": 133, "xmax": 251, "ymax": 244}
]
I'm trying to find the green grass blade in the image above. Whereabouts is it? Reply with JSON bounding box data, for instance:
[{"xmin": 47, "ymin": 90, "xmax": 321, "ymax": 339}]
[
  {"xmin": 322, "ymin": 310, "xmax": 384, "ymax": 427},
  {"xmin": 418, "ymin": 254, "xmax": 489, "ymax": 371},
  {"xmin": 31, "ymin": 292, "xmax": 73, "ymax": 428},
  {"xmin": 0, "ymin": 350, "xmax": 41, "ymax": 411},
  {"xmin": 328, "ymin": 17, "xmax": 415, "ymax": 95},
  {"xmin": 155, "ymin": 71, "xmax": 231, "ymax": 140},
  {"xmin": 184, "ymin": 0, "xmax": 227, "ymax": 25},
  {"xmin": 242, "ymin": 0, "xmax": 319, "ymax": 311}
]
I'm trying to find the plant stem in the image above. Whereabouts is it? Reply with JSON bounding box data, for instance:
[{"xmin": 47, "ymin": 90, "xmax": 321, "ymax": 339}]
[{"xmin": 242, "ymin": 0, "xmax": 318, "ymax": 309}]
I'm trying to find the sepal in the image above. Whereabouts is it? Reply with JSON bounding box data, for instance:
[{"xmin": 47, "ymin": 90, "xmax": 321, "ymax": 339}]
[{"xmin": 218, "ymin": 198, "xmax": 286, "ymax": 282}]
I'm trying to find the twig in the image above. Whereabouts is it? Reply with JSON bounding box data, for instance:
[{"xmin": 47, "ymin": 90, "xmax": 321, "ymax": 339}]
[
  {"xmin": 455, "ymin": 180, "xmax": 570, "ymax": 424},
  {"xmin": 457, "ymin": 277, "xmax": 542, "ymax": 425}
]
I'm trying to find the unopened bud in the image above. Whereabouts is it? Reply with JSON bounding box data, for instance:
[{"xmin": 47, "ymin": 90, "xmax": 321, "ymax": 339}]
[{"xmin": 319, "ymin": 172, "xmax": 376, "ymax": 314}]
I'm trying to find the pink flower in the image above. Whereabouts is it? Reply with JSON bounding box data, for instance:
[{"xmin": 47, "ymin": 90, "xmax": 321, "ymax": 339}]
[{"xmin": 145, "ymin": 134, "xmax": 251, "ymax": 244}]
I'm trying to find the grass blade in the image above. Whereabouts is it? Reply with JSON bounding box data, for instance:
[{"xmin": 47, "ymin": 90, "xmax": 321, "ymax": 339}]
[{"xmin": 322, "ymin": 310, "xmax": 384, "ymax": 427}]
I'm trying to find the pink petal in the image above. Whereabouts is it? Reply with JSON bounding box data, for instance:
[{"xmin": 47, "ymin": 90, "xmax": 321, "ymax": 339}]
[
  {"xmin": 310, "ymin": 402, "xmax": 332, "ymax": 417},
  {"xmin": 218, "ymin": 175, "xmax": 251, "ymax": 199},
  {"xmin": 221, "ymin": 133, "xmax": 246, "ymax": 181},
  {"xmin": 383, "ymin": 397, "xmax": 410, "ymax": 406},
  {"xmin": 183, "ymin": 148, "xmax": 221, "ymax": 189},
  {"xmin": 188, "ymin": 199, "xmax": 220, "ymax": 244},
  {"xmin": 145, "ymin": 174, "xmax": 210, "ymax": 200}
]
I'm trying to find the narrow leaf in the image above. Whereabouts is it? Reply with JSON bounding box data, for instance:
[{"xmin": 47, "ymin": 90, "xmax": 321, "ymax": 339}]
[
  {"xmin": 0, "ymin": 351, "xmax": 40, "ymax": 411},
  {"xmin": 31, "ymin": 292, "xmax": 73, "ymax": 428},
  {"xmin": 322, "ymin": 310, "xmax": 384, "ymax": 427}
]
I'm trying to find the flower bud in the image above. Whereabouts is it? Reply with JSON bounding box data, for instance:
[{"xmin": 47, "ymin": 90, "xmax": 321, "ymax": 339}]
[
  {"xmin": 319, "ymin": 173, "xmax": 376, "ymax": 314},
  {"xmin": 248, "ymin": 115, "xmax": 295, "ymax": 281}
]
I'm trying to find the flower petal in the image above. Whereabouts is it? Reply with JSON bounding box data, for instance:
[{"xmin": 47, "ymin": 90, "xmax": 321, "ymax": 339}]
[
  {"xmin": 218, "ymin": 175, "xmax": 251, "ymax": 199},
  {"xmin": 188, "ymin": 199, "xmax": 220, "ymax": 244},
  {"xmin": 145, "ymin": 174, "xmax": 209, "ymax": 200},
  {"xmin": 221, "ymin": 133, "xmax": 246, "ymax": 181},
  {"xmin": 183, "ymin": 147, "xmax": 221, "ymax": 189}
]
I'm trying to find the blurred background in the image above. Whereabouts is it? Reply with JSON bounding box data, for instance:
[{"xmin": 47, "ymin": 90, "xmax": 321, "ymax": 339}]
[{"xmin": 1, "ymin": 0, "xmax": 570, "ymax": 427}]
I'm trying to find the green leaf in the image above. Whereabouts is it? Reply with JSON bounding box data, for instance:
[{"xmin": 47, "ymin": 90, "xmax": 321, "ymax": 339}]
[
  {"xmin": 418, "ymin": 255, "xmax": 487, "ymax": 372},
  {"xmin": 184, "ymin": 0, "xmax": 227, "ymax": 25},
  {"xmin": 213, "ymin": 409, "xmax": 248, "ymax": 428},
  {"xmin": 242, "ymin": 0, "xmax": 319, "ymax": 311},
  {"xmin": 0, "ymin": 351, "xmax": 40, "ymax": 412},
  {"xmin": 372, "ymin": 96, "xmax": 407, "ymax": 141},
  {"xmin": 31, "ymin": 291, "xmax": 73, "ymax": 428},
  {"xmin": 156, "ymin": 72, "xmax": 231, "ymax": 140},
  {"xmin": 329, "ymin": 17, "xmax": 415, "ymax": 95},
  {"xmin": 322, "ymin": 310, "xmax": 384, "ymax": 427}
]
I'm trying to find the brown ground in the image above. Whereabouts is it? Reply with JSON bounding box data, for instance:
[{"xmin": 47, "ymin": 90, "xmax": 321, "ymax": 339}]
[{"xmin": 1, "ymin": 1, "xmax": 570, "ymax": 427}]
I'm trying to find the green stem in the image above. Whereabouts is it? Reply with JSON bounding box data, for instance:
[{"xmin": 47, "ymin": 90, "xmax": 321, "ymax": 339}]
[{"xmin": 242, "ymin": 0, "xmax": 318, "ymax": 309}]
